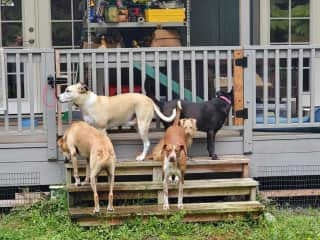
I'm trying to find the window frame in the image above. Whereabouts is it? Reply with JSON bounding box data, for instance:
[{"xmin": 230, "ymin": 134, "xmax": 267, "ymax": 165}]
[
  {"xmin": 270, "ymin": 0, "xmax": 310, "ymax": 44},
  {"xmin": 50, "ymin": 0, "xmax": 83, "ymax": 49},
  {"xmin": 0, "ymin": 0, "xmax": 23, "ymax": 48},
  {"xmin": 0, "ymin": 49, "xmax": 6, "ymax": 111}
]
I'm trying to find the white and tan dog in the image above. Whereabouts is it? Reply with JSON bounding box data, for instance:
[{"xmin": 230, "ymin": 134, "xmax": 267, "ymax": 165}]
[
  {"xmin": 58, "ymin": 82, "xmax": 177, "ymax": 161},
  {"xmin": 147, "ymin": 118, "xmax": 196, "ymax": 161},
  {"xmin": 58, "ymin": 121, "xmax": 116, "ymax": 213},
  {"xmin": 161, "ymin": 101, "xmax": 187, "ymax": 210}
]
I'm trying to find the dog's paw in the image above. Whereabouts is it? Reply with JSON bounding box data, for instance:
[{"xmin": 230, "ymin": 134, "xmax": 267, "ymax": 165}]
[
  {"xmin": 107, "ymin": 205, "xmax": 114, "ymax": 212},
  {"xmin": 211, "ymin": 154, "xmax": 219, "ymax": 160},
  {"xmin": 136, "ymin": 154, "xmax": 145, "ymax": 161},
  {"xmin": 93, "ymin": 207, "xmax": 100, "ymax": 214},
  {"xmin": 173, "ymin": 176, "xmax": 179, "ymax": 185},
  {"xmin": 178, "ymin": 203, "xmax": 184, "ymax": 210},
  {"xmin": 163, "ymin": 204, "xmax": 170, "ymax": 210},
  {"xmin": 75, "ymin": 179, "xmax": 81, "ymax": 187},
  {"xmin": 168, "ymin": 176, "xmax": 173, "ymax": 184},
  {"xmin": 80, "ymin": 181, "xmax": 90, "ymax": 186}
]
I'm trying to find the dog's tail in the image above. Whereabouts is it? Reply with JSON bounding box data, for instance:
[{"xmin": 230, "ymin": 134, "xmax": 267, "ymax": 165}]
[
  {"xmin": 172, "ymin": 100, "xmax": 182, "ymax": 126},
  {"xmin": 153, "ymin": 103, "xmax": 177, "ymax": 122}
]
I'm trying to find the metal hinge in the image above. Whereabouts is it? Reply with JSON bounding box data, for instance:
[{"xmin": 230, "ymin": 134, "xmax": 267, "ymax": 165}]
[
  {"xmin": 235, "ymin": 57, "xmax": 248, "ymax": 68},
  {"xmin": 235, "ymin": 108, "xmax": 248, "ymax": 119}
]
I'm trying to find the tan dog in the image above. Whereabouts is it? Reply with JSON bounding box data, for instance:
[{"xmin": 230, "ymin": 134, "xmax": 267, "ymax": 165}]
[
  {"xmin": 58, "ymin": 82, "xmax": 177, "ymax": 161},
  {"xmin": 58, "ymin": 121, "xmax": 116, "ymax": 213},
  {"xmin": 161, "ymin": 101, "xmax": 187, "ymax": 210},
  {"xmin": 148, "ymin": 118, "xmax": 196, "ymax": 162}
]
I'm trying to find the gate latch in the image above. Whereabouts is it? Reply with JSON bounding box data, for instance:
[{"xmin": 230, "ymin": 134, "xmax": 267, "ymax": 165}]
[{"xmin": 47, "ymin": 75, "xmax": 68, "ymax": 88}]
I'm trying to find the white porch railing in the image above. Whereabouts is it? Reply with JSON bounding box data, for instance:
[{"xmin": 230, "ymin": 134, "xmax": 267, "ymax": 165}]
[
  {"xmin": 1, "ymin": 46, "xmax": 320, "ymax": 136},
  {"xmin": 57, "ymin": 47, "xmax": 240, "ymax": 128},
  {"xmin": 244, "ymin": 46, "xmax": 320, "ymax": 129}
]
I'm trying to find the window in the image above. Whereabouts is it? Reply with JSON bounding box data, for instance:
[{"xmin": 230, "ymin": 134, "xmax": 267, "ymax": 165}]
[
  {"xmin": 51, "ymin": 0, "xmax": 84, "ymax": 48},
  {"xmin": 0, "ymin": 0, "xmax": 22, "ymax": 47},
  {"xmin": 270, "ymin": 0, "xmax": 310, "ymax": 44}
]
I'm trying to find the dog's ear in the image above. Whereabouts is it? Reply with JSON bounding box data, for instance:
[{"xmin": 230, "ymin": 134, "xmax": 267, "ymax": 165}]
[
  {"xmin": 160, "ymin": 144, "xmax": 167, "ymax": 155},
  {"xmin": 78, "ymin": 82, "xmax": 88, "ymax": 93},
  {"xmin": 179, "ymin": 144, "xmax": 187, "ymax": 155},
  {"xmin": 57, "ymin": 136, "xmax": 63, "ymax": 145},
  {"xmin": 179, "ymin": 119, "xmax": 185, "ymax": 126},
  {"xmin": 191, "ymin": 119, "xmax": 197, "ymax": 128}
]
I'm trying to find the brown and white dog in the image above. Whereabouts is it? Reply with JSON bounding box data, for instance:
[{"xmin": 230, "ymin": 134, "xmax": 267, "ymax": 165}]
[
  {"xmin": 147, "ymin": 118, "xmax": 196, "ymax": 161},
  {"xmin": 58, "ymin": 121, "xmax": 116, "ymax": 213},
  {"xmin": 161, "ymin": 101, "xmax": 187, "ymax": 210},
  {"xmin": 58, "ymin": 82, "xmax": 177, "ymax": 161}
]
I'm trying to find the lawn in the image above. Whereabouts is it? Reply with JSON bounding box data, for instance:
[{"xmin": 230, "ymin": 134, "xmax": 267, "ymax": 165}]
[{"xmin": 0, "ymin": 195, "xmax": 320, "ymax": 240}]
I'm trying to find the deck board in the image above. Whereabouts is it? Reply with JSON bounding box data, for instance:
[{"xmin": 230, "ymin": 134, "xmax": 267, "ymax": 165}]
[{"xmin": 69, "ymin": 201, "xmax": 264, "ymax": 226}]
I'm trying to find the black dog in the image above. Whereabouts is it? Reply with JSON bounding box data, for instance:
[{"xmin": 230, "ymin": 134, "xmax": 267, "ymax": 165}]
[{"xmin": 147, "ymin": 88, "xmax": 233, "ymax": 160}]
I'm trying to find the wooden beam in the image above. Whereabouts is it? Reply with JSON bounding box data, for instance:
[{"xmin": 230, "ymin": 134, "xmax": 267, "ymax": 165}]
[
  {"xmin": 259, "ymin": 189, "xmax": 320, "ymax": 198},
  {"xmin": 233, "ymin": 50, "xmax": 244, "ymax": 126}
]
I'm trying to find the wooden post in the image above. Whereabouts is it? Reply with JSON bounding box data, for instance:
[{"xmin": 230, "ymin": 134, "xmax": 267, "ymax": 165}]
[
  {"xmin": 250, "ymin": 187, "xmax": 257, "ymax": 201},
  {"xmin": 233, "ymin": 50, "xmax": 244, "ymax": 126},
  {"xmin": 153, "ymin": 167, "xmax": 163, "ymax": 204},
  {"xmin": 242, "ymin": 163, "xmax": 249, "ymax": 178}
]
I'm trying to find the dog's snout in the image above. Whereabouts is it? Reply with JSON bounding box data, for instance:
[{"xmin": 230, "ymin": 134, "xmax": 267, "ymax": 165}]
[{"xmin": 169, "ymin": 156, "xmax": 176, "ymax": 162}]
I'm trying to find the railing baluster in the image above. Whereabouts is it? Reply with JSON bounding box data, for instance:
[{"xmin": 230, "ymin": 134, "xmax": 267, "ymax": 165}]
[
  {"xmin": 28, "ymin": 53, "xmax": 35, "ymax": 131},
  {"xmin": 298, "ymin": 49, "xmax": 303, "ymax": 123},
  {"xmin": 263, "ymin": 49, "xmax": 268, "ymax": 125},
  {"xmin": 275, "ymin": 49, "xmax": 280, "ymax": 125},
  {"xmin": 179, "ymin": 50, "xmax": 184, "ymax": 99},
  {"xmin": 116, "ymin": 51, "xmax": 121, "ymax": 95},
  {"xmin": 215, "ymin": 50, "xmax": 220, "ymax": 91},
  {"xmin": 40, "ymin": 52, "xmax": 46, "ymax": 130},
  {"xmin": 104, "ymin": 52, "xmax": 109, "ymax": 96},
  {"xmin": 67, "ymin": 53, "xmax": 73, "ymax": 124},
  {"xmin": 252, "ymin": 50, "xmax": 257, "ymax": 127},
  {"xmin": 310, "ymin": 48, "xmax": 316, "ymax": 123},
  {"xmin": 191, "ymin": 50, "xmax": 196, "ymax": 102},
  {"xmin": 129, "ymin": 51, "xmax": 133, "ymax": 93},
  {"xmin": 141, "ymin": 51, "xmax": 146, "ymax": 95},
  {"xmin": 286, "ymin": 49, "xmax": 292, "ymax": 123},
  {"xmin": 203, "ymin": 50, "xmax": 208, "ymax": 101},
  {"xmin": 79, "ymin": 53, "xmax": 84, "ymax": 83},
  {"xmin": 16, "ymin": 54, "xmax": 22, "ymax": 131},
  {"xmin": 92, "ymin": 53, "xmax": 97, "ymax": 93},
  {"xmin": 167, "ymin": 51, "xmax": 172, "ymax": 101},
  {"xmin": 155, "ymin": 51, "xmax": 160, "ymax": 99}
]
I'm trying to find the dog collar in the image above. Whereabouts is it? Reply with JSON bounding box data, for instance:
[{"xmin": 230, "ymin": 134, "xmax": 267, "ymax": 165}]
[{"xmin": 219, "ymin": 96, "xmax": 231, "ymax": 105}]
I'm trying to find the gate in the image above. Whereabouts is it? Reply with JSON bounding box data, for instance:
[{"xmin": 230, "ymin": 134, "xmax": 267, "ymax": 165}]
[{"xmin": 0, "ymin": 49, "xmax": 56, "ymax": 160}]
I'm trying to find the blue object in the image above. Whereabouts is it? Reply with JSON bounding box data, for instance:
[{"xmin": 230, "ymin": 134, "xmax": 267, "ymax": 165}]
[
  {"xmin": 256, "ymin": 106, "xmax": 320, "ymax": 124},
  {"xmin": 22, "ymin": 118, "xmax": 38, "ymax": 128}
]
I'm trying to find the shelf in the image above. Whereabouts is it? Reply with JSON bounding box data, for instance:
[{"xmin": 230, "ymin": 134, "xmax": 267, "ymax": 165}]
[{"xmin": 85, "ymin": 22, "xmax": 187, "ymax": 29}]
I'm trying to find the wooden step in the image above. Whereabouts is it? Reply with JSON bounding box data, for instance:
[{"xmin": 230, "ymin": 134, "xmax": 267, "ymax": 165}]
[
  {"xmin": 65, "ymin": 155, "xmax": 249, "ymax": 183},
  {"xmin": 67, "ymin": 178, "xmax": 258, "ymax": 206},
  {"xmin": 69, "ymin": 201, "xmax": 264, "ymax": 226},
  {"xmin": 68, "ymin": 178, "xmax": 258, "ymax": 192}
]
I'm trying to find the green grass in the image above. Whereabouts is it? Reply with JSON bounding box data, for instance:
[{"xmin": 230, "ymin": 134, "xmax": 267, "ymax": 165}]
[{"xmin": 1, "ymin": 194, "xmax": 320, "ymax": 240}]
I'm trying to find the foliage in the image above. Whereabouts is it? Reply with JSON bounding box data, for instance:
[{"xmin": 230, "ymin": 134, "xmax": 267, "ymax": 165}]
[{"xmin": 1, "ymin": 194, "xmax": 320, "ymax": 240}]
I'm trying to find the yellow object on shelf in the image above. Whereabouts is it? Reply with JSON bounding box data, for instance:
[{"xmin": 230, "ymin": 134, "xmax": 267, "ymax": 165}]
[{"xmin": 145, "ymin": 8, "xmax": 185, "ymax": 23}]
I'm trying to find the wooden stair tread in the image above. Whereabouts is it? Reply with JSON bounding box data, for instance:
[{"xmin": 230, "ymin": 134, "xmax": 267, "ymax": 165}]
[
  {"xmin": 69, "ymin": 201, "xmax": 264, "ymax": 218},
  {"xmin": 67, "ymin": 178, "xmax": 258, "ymax": 192},
  {"xmin": 65, "ymin": 156, "xmax": 249, "ymax": 169}
]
